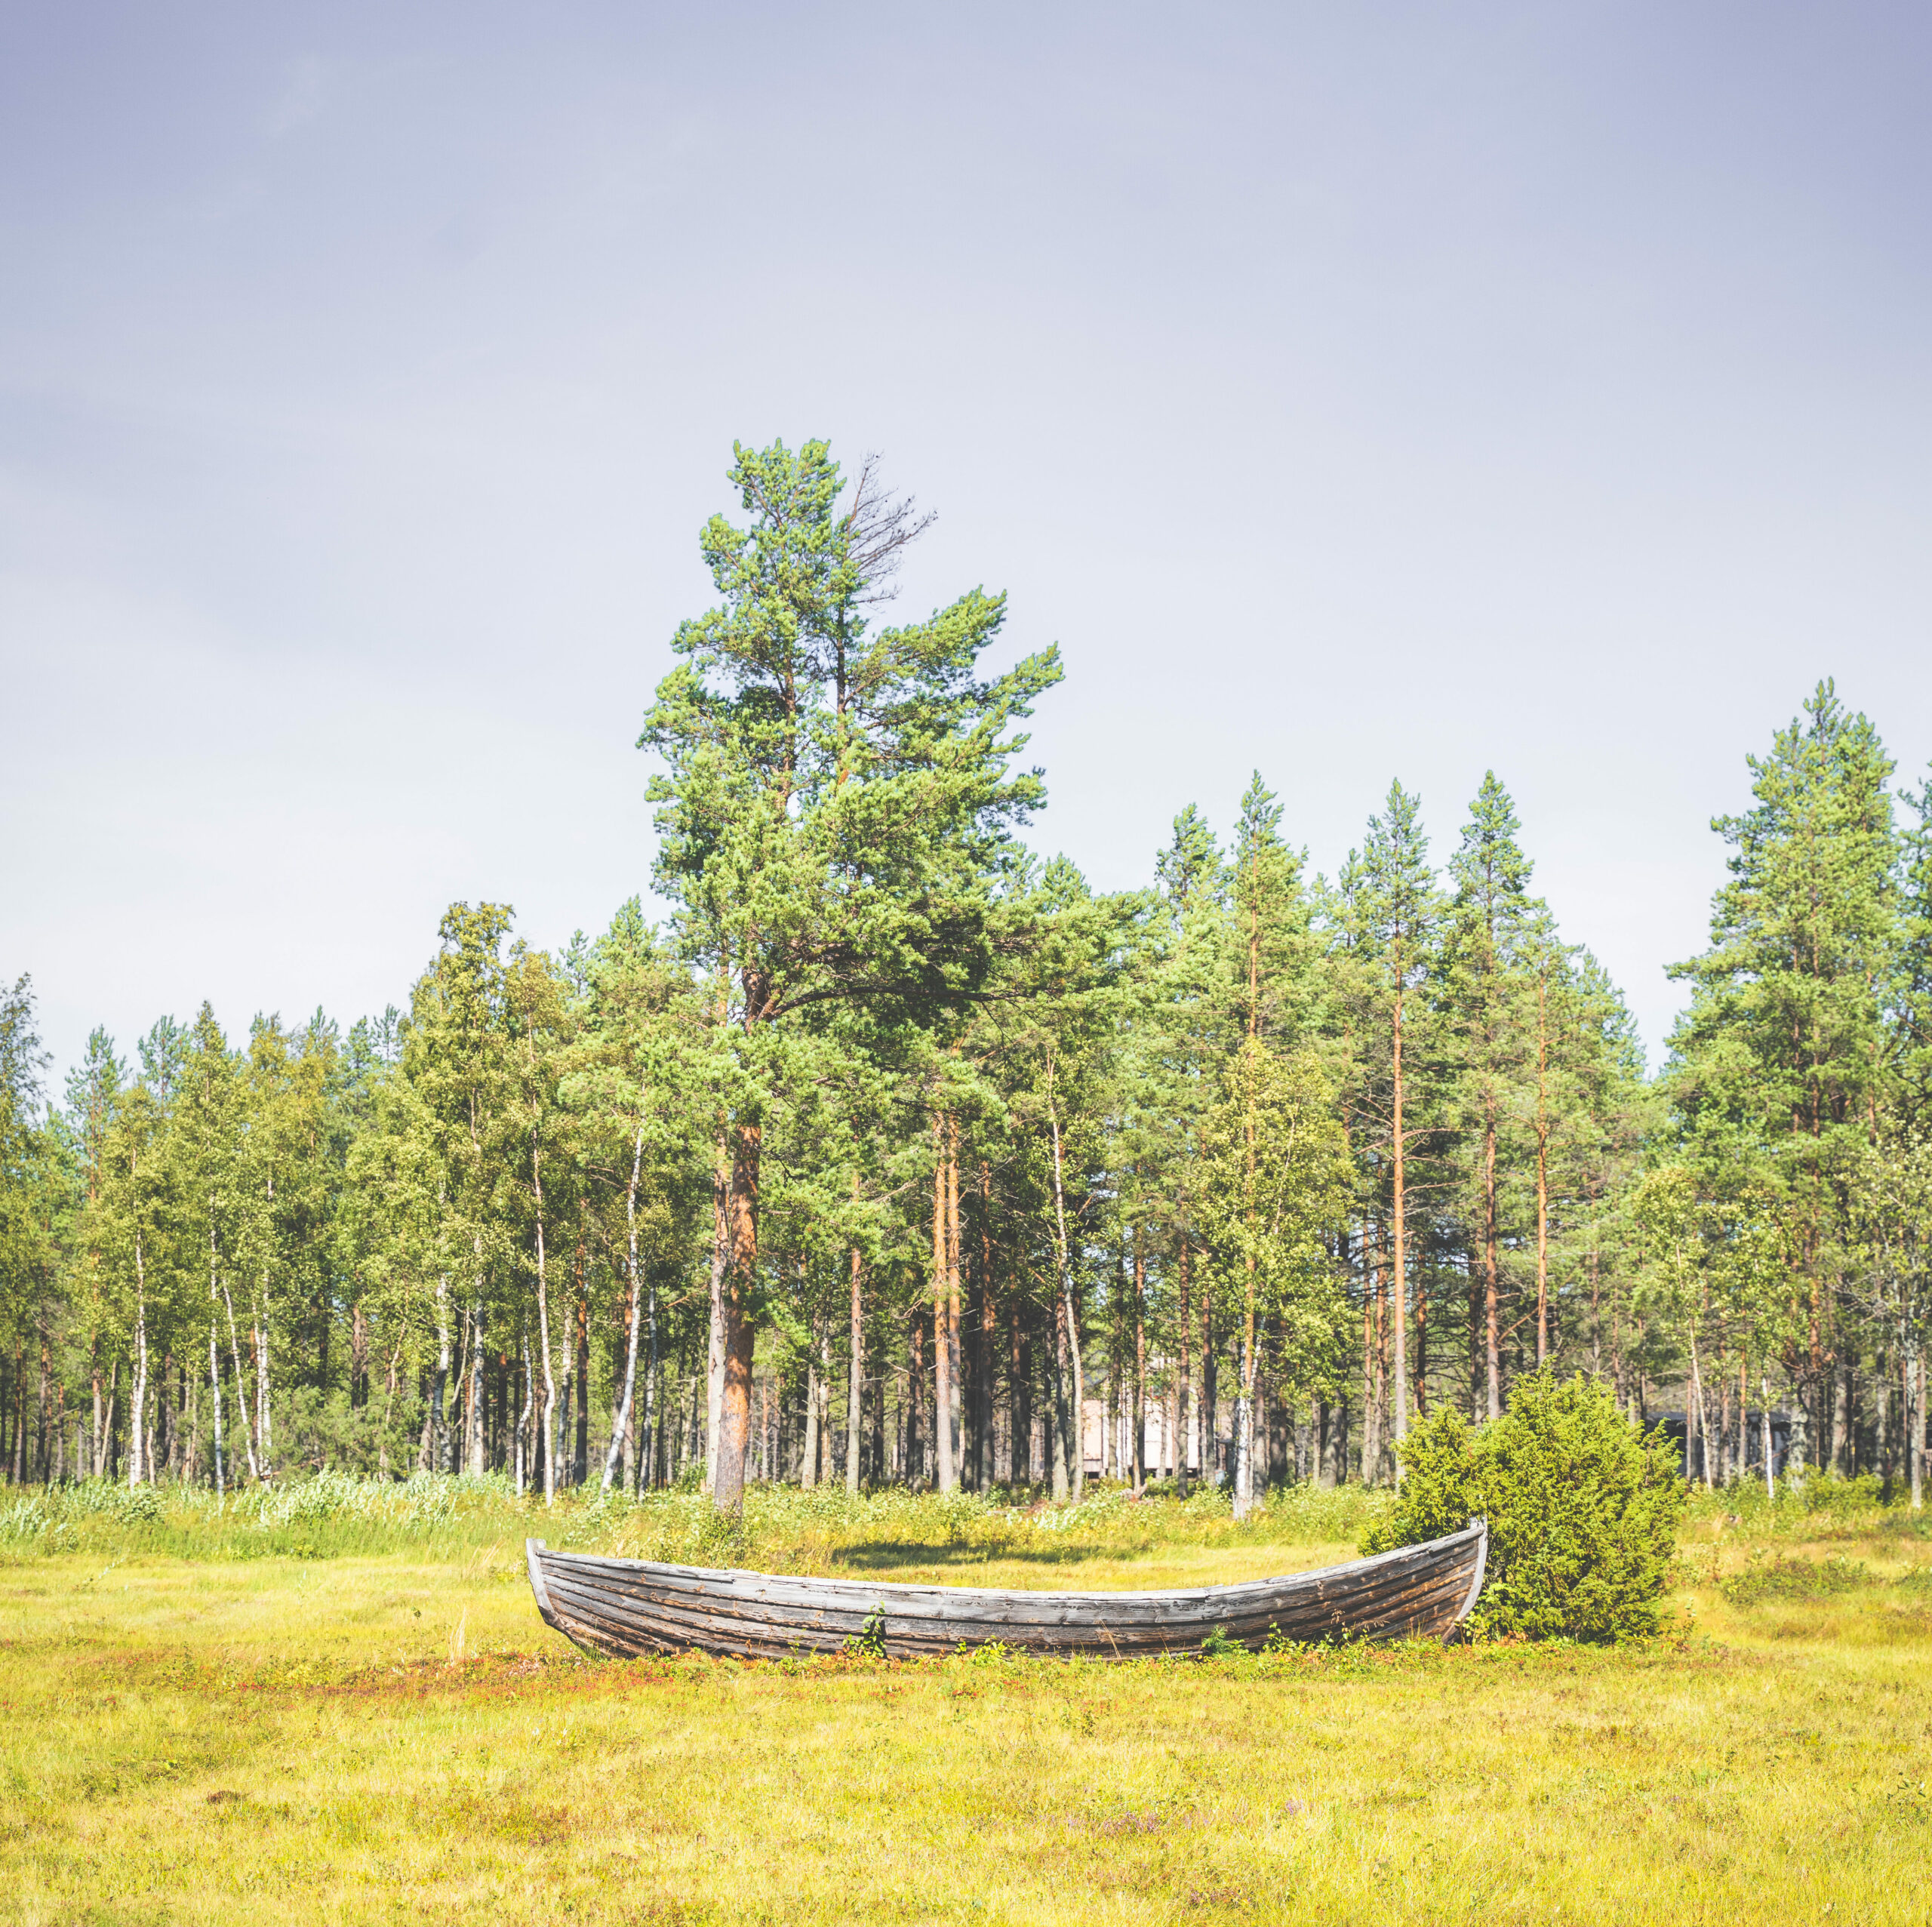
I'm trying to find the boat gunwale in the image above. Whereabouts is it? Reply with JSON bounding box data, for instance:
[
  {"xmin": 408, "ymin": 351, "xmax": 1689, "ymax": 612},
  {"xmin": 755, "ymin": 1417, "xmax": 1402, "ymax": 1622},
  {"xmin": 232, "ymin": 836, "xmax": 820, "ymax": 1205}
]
[{"xmin": 527, "ymin": 1519, "xmax": 1486, "ymax": 1615}]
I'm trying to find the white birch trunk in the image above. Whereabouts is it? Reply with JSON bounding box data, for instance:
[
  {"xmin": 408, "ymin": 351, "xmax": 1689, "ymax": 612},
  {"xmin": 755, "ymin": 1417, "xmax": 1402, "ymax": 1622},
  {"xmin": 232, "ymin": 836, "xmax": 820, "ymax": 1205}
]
[
  {"xmin": 603, "ymin": 1119, "xmax": 647, "ymax": 1492},
  {"xmin": 221, "ymin": 1280, "xmax": 258, "ymax": 1482},
  {"xmin": 533, "ymin": 1137, "xmax": 558, "ymax": 1505},
  {"xmin": 433, "ymin": 1277, "xmax": 452, "ymax": 1473},
  {"xmin": 130, "ymin": 1226, "xmax": 149, "ymax": 1488}
]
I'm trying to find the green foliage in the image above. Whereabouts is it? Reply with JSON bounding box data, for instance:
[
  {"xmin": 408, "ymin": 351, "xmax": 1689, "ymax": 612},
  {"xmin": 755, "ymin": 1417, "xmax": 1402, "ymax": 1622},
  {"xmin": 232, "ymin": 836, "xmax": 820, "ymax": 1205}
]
[
  {"xmin": 1364, "ymin": 1371, "xmax": 1687, "ymax": 1641},
  {"xmin": 845, "ymin": 1603, "xmax": 888, "ymax": 1657}
]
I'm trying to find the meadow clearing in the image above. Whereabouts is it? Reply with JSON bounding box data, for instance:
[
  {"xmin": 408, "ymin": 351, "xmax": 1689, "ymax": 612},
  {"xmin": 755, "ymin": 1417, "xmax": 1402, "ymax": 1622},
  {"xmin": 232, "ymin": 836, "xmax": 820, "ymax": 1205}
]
[{"xmin": 2, "ymin": 1477, "xmax": 1927, "ymax": 1925}]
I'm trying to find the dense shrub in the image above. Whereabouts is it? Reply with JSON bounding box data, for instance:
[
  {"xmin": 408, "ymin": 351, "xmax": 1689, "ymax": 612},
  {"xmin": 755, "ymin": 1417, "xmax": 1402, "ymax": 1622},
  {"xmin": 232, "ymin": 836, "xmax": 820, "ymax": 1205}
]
[{"xmin": 1362, "ymin": 1371, "xmax": 1687, "ymax": 1642}]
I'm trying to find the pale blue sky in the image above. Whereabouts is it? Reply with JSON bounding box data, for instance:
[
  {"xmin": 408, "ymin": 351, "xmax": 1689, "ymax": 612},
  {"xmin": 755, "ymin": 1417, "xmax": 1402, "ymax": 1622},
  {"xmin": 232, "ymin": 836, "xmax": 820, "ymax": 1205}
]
[{"xmin": 5, "ymin": 3, "xmax": 1930, "ymax": 1085}]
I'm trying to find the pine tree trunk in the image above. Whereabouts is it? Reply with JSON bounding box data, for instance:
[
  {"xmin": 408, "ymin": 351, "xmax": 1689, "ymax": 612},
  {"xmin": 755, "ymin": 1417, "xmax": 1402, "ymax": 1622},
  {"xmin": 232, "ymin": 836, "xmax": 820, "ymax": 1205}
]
[
  {"xmin": 712, "ymin": 1123, "xmax": 759, "ymax": 1512},
  {"xmin": 1484, "ymin": 1116, "xmax": 1502, "ymax": 1420},
  {"xmin": 1535, "ymin": 976, "xmax": 1550, "ymax": 1368},
  {"xmin": 1132, "ymin": 1237, "xmax": 1146, "ymax": 1493},
  {"xmin": 931, "ymin": 1121, "xmax": 955, "ymax": 1492},
  {"xmin": 1176, "ymin": 1233, "xmax": 1192, "ymax": 1500},
  {"xmin": 1361, "ymin": 1245, "xmax": 1380, "ymax": 1485},
  {"xmin": 1392, "ymin": 987, "xmax": 1408, "ymax": 1458},
  {"xmin": 980, "ymin": 1164, "xmax": 998, "ymax": 1488},
  {"xmin": 706, "ymin": 1153, "xmax": 727, "ymax": 1488},
  {"xmin": 946, "ymin": 1122, "xmax": 963, "ymax": 1487},
  {"xmin": 846, "ymin": 1245, "xmax": 863, "ymax": 1497},
  {"xmin": 1047, "ymin": 1094, "xmax": 1082, "ymax": 1500}
]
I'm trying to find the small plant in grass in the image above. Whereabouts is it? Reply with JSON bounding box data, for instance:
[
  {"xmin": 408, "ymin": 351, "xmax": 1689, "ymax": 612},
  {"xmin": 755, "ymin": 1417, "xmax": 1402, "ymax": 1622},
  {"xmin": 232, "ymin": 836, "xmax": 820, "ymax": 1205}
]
[
  {"xmin": 845, "ymin": 1605, "xmax": 888, "ymax": 1658},
  {"xmin": 1200, "ymin": 1625, "xmax": 1241, "ymax": 1658},
  {"xmin": 1362, "ymin": 1370, "xmax": 1687, "ymax": 1642}
]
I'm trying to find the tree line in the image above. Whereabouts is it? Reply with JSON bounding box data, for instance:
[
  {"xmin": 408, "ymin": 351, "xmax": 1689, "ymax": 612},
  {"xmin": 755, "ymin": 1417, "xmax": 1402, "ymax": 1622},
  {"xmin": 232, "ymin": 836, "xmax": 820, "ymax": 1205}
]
[{"xmin": 2, "ymin": 442, "xmax": 1927, "ymax": 1510}]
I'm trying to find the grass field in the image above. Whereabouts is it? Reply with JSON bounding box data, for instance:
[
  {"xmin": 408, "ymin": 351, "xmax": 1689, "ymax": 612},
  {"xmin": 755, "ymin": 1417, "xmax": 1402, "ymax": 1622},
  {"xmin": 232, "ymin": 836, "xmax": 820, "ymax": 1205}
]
[{"xmin": 3, "ymin": 1478, "xmax": 1929, "ymax": 1925}]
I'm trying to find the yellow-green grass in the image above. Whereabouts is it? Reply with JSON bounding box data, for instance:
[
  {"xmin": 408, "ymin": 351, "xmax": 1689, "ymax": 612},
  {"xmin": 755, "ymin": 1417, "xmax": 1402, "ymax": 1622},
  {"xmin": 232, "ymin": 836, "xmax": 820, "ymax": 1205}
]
[{"xmin": 5, "ymin": 1500, "xmax": 1931, "ymax": 1925}]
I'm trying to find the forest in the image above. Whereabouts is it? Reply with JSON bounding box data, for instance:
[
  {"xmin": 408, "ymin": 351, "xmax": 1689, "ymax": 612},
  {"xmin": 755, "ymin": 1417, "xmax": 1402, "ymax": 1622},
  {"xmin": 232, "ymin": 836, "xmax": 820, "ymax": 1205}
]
[{"xmin": 3, "ymin": 439, "xmax": 1929, "ymax": 1515}]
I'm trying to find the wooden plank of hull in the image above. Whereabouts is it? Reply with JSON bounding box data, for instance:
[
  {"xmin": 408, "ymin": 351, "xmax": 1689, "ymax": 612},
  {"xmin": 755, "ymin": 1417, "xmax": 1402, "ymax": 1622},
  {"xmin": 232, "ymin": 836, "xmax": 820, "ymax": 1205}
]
[
  {"xmin": 542, "ymin": 1568, "xmax": 1477, "ymax": 1661},
  {"xmin": 535, "ymin": 1556, "xmax": 1480, "ymax": 1659},
  {"xmin": 539, "ymin": 1550, "xmax": 1476, "ymax": 1655},
  {"xmin": 532, "ymin": 1535, "xmax": 1484, "ymax": 1658},
  {"xmin": 526, "ymin": 1521, "xmax": 1487, "ymax": 1661}
]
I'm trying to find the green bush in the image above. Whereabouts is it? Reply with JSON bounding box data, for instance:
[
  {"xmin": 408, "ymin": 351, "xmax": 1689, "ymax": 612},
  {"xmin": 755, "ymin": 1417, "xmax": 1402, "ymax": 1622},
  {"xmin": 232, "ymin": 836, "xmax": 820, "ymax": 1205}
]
[{"xmin": 1362, "ymin": 1371, "xmax": 1687, "ymax": 1642}]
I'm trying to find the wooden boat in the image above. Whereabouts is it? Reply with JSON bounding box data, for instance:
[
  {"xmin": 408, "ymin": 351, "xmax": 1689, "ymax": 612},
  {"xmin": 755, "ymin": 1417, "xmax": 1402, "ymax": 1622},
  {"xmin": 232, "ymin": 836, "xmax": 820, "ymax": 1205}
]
[{"xmin": 524, "ymin": 1517, "xmax": 1487, "ymax": 1660}]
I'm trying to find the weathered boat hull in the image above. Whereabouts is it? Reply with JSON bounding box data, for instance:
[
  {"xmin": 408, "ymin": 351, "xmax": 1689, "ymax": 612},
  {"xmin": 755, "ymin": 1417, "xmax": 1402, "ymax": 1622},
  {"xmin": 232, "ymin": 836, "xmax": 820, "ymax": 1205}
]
[{"xmin": 525, "ymin": 1518, "xmax": 1487, "ymax": 1661}]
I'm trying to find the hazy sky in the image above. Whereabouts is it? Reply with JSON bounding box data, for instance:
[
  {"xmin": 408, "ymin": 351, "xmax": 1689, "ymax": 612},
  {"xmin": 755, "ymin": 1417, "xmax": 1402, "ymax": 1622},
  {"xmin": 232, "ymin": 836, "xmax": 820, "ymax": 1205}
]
[{"xmin": 5, "ymin": 2, "xmax": 1930, "ymax": 1091}]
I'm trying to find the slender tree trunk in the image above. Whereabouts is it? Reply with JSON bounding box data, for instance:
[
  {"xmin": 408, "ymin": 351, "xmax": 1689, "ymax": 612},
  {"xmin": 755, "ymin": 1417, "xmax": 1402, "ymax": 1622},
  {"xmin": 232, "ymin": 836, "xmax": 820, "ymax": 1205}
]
[
  {"xmin": 946, "ymin": 1121, "xmax": 964, "ymax": 1487},
  {"xmin": 1535, "ymin": 974, "xmax": 1551, "ymax": 1368},
  {"xmin": 533, "ymin": 1137, "xmax": 558, "ymax": 1504},
  {"xmin": 469, "ymin": 1282, "xmax": 488, "ymax": 1479},
  {"xmin": 1051, "ymin": 1282, "xmax": 1071, "ymax": 1499},
  {"xmin": 706, "ymin": 1159, "xmax": 727, "ymax": 1488},
  {"xmin": 221, "ymin": 1281, "xmax": 257, "ymax": 1482},
  {"xmin": 932, "ymin": 1119, "xmax": 955, "ymax": 1493},
  {"xmin": 712, "ymin": 1122, "xmax": 759, "ymax": 1512},
  {"xmin": 431, "ymin": 1271, "xmax": 451, "ymax": 1473},
  {"xmin": 1484, "ymin": 1113, "xmax": 1501, "ymax": 1419},
  {"xmin": 1047, "ymin": 1086, "xmax": 1082, "ymax": 1500},
  {"xmin": 1908, "ymin": 1343, "xmax": 1924, "ymax": 1512},
  {"xmin": 130, "ymin": 1224, "xmax": 148, "ymax": 1488},
  {"xmin": 254, "ymin": 1314, "xmax": 272, "ymax": 1479},
  {"xmin": 604, "ymin": 1121, "xmax": 648, "ymax": 1491},
  {"xmin": 906, "ymin": 1309, "xmax": 925, "ymax": 1485},
  {"xmin": 1201, "ymin": 1268, "xmax": 1217, "ymax": 1485},
  {"xmin": 1361, "ymin": 1257, "xmax": 1375, "ymax": 1484},
  {"xmin": 846, "ymin": 1245, "xmax": 864, "ymax": 1497},
  {"xmin": 1132, "ymin": 1234, "xmax": 1146, "ymax": 1494},
  {"xmin": 1010, "ymin": 1296, "xmax": 1028, "ymax": 1486},
  {"xmin": 572, "ymin": 1251, "xmax": 589, "ymax": 1485},
  {"xmin": 1236, "ymin": 1116, "xmax": 1258, "ymax": 1515},
  {"xmin": 207, "ymin": 1295, "xmax": 225, "ymax": 1499},
  {"xmin": 1177, "ymin": 1232, "xmax": 1192, "ymax": 1498},
  {"xmin": 801, "ymin": 1310, "xmax": 822, "ymax": 1489},
  {"xmin": 640, "ymin": 1257, "xmax": 659, "ymax": 1495},
  {"xmin": 1392, "ymin": 984, "xmax": 1408, "ymax": 1460},
  {"xmin": 1689, "ymin": 1327, "xmax": 1711, "ymax": 1491}
]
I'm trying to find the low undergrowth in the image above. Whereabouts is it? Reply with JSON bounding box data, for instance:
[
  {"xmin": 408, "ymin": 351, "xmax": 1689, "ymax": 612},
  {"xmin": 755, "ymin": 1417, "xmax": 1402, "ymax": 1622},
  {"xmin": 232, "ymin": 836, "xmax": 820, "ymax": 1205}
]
[
  {"xmin": 0, "ymin": 1471, "xmax": 1386, "ymax": 1572},
  {"xmin": 1684, "ymin": 1470, "xmax": 1932, "ymax": 1544}
]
